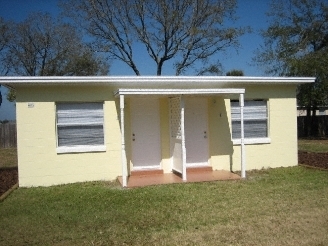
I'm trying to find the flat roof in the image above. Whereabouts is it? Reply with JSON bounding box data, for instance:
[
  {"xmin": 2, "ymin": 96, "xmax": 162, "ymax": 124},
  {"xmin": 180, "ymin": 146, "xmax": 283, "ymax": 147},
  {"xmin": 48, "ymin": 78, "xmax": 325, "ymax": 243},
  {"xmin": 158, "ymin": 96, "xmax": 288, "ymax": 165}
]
[{"xmin": 0, "ymin": 76, "xmax": 316, "ymax": 90}]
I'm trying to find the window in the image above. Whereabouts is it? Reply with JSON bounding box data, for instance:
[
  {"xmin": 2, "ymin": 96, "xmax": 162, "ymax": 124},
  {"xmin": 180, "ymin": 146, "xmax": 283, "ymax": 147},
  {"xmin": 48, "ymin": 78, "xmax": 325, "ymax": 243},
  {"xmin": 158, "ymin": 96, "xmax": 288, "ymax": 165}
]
[
  {"xmin": 231, "ymin": 100, "xmax": 269, "ymax": 144},
  {"xmin": 56, "ymin": 102, "xmax": 105, "ymax": 153}
]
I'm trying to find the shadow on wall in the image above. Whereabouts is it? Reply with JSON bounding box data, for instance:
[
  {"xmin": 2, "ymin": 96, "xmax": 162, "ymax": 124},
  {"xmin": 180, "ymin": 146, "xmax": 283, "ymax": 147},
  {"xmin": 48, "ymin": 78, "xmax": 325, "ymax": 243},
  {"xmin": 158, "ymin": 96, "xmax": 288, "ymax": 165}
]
[{"xmin": 209, "ymin": 96, "xmax": 234, "ymax": 171}]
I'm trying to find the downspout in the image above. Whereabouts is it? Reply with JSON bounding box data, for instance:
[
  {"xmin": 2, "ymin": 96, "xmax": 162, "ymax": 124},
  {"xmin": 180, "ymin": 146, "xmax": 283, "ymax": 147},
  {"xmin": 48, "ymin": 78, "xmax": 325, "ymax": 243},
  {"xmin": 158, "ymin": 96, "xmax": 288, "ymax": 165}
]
[
  {"xmin": 180, "ymin": 95, "xmax": 187, "ymax": 181},
  {"xmin": 120, "ymin": 95, "xmax": 128, "ymax": 187},
  {"xmin": 240, "ymin": 93, "xmax": 246, "ymax": 178}
]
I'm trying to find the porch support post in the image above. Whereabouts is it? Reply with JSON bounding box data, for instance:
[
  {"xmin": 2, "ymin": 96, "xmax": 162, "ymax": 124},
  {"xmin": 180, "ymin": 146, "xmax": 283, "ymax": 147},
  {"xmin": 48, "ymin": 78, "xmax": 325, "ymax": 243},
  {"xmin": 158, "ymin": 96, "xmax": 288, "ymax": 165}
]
[
  {"xmin": 120, "ymin": 95, "xmax": 128, "ymax": 187},
  {"xmin": 240, "ymin": 93, "xmax": 246, "ymax": 178},
  {"xmin": 180, "ymin": 95, "xmax": 187, "ymax": 181}
]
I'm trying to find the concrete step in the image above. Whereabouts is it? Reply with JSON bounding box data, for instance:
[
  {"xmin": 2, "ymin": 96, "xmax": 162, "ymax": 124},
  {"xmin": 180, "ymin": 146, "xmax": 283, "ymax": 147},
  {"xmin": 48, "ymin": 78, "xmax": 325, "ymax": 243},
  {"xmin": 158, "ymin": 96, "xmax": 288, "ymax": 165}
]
[
  {"xmin": 187, "ymin": 166, "xmax": 213, "ymax": 173},
  {"xmin": 130, "ymin": 169, "xmax": 164, "ymax": 176}
]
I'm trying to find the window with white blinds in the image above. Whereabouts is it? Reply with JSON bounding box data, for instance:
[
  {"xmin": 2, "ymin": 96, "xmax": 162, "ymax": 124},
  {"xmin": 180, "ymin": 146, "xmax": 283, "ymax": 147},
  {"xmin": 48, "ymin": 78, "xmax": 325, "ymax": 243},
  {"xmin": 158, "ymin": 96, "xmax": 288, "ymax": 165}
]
[
  {"xmin": 56, "ymin": 103, "xmax": 105, "ymax": 152},
  {"xmin": 231, "ymin": 100, "xmax": 268, "ymax": 139}
]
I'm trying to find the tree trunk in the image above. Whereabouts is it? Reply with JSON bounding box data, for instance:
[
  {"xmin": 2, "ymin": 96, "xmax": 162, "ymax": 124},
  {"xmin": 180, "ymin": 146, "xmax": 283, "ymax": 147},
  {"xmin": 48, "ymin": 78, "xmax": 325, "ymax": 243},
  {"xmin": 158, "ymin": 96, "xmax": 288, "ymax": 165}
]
[{"xmin": 157, "ymin": 60, "xmax": 163, "ymax": 76}]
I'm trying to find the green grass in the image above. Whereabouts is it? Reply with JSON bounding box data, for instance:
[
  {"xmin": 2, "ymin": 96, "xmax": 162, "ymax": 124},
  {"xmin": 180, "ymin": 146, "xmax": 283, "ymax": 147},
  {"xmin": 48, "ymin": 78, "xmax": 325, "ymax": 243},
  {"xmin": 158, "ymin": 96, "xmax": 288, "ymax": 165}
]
[
  {"xmin": 298, "ymin": 139, "xmax": 328, "ymax": 153},
  {"xmin": 1, "ymin": 167, "xmax": 328, "ymax": 245},
  {"xmin": 0, "ymin": 148, "xmax": 18, "ymax": 168}
]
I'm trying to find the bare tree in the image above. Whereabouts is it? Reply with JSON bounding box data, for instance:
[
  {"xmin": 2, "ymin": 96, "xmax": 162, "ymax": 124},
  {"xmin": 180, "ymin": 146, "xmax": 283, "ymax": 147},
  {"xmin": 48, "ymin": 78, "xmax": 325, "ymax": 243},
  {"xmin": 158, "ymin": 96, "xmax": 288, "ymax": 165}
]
[
  {"xmin": 0, "ymin": 17, "xmax": 12, "ymax": 76},
  {"xmin": 61, "ymin": 0, "xmax": 246, "ymax": 75},
  {"xmin": 0, "ymin": 13, "xmax": 110, "ymax": 102},
  {"xmin": 0, "ymin": 17, "xmax": 12, "ymax": 106},
  {"xmin": 2, "ymin": 13, "xmax": 109, "ymax": 77}
]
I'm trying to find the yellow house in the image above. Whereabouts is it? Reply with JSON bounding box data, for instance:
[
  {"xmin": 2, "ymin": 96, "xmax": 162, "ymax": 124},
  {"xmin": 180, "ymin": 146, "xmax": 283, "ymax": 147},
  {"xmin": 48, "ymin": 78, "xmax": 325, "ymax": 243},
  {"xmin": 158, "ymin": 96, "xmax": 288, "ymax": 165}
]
[{"xmin": 0, "ymin": 76, "xmax": 315, "ymax": 187}]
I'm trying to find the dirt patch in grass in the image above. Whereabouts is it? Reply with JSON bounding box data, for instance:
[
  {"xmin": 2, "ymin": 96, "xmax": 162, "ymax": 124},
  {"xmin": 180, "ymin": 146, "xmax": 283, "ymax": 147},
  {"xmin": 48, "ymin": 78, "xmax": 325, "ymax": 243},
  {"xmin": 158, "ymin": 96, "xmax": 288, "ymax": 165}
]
[
  {"xmin": 0, "ymin": 167, "xmax": 18, "ymax": 197},
  {"xmin": 298, "ymin": 151, "xmax": 328, "ymax": 170}
]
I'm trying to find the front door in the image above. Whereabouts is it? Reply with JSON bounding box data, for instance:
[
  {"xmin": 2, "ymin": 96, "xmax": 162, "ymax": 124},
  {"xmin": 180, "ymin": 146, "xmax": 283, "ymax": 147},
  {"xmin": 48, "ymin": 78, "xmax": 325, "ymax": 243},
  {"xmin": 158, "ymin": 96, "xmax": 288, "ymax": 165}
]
[
  {"xmin": 130, "ymin": 98, "xmax": 161, "ymax": 169},
  {"xmin": 185, "ymin": 97, "xmax": 209, "ymax": 166}
]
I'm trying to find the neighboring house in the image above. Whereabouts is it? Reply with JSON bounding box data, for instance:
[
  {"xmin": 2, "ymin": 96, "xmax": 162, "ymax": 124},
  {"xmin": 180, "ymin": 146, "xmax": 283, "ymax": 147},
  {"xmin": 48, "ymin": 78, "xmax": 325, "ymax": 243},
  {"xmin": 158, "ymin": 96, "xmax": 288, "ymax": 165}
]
[
  {"xmin": 0, "ymin": 76, "xmax": 315, "ymax": 187},
  {"xmin": 297, "ymin": 106, "xmax": 328, "ymax": 116}
]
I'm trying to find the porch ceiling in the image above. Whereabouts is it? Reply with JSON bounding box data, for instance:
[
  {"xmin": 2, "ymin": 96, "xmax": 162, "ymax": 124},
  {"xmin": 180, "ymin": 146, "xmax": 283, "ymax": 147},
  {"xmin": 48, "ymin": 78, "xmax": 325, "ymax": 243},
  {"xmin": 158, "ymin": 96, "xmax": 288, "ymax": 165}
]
[{"xmin": 114, "ymin": 88, "xmax": 245, "ymax": 97}]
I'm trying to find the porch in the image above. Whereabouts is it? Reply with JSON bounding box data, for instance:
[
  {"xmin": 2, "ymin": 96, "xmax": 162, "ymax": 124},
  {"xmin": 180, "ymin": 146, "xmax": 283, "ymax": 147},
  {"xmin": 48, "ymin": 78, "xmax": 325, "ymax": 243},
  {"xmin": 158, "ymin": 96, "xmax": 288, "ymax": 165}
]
[
  {"xmin": 117, "ymin": 167, "xmax": 240, "ymax": 188},
  {"xmin": 115, "ymin": 88, "xmax": 247, "ymax": 188}
]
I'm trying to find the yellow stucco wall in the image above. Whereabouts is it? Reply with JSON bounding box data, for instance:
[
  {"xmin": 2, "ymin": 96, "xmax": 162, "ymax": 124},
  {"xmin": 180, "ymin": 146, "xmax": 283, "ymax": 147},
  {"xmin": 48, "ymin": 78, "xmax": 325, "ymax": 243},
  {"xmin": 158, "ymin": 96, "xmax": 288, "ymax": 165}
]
[
  {"xmin": 15, "ymin": 84, "xmax": 298, "ymax": 187},
  {"xmin": 208, "ymin": 85, "xmax": 298, "ymax": 171},
  {"xmin": 16, "ymin": 85, "xmax": 122, "ymax": 187},
  {"xmin": 208, "ymin": 96, "xmax": 234, "ymax": 171}
]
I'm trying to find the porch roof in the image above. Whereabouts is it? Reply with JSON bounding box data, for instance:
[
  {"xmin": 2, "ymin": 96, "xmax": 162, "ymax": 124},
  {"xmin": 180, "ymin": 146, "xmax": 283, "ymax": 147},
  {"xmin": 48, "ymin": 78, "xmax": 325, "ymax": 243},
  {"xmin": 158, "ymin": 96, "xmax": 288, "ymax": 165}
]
[{"xmin": 114, "ymin": 88, "xmax": 245, "ymax": 97}]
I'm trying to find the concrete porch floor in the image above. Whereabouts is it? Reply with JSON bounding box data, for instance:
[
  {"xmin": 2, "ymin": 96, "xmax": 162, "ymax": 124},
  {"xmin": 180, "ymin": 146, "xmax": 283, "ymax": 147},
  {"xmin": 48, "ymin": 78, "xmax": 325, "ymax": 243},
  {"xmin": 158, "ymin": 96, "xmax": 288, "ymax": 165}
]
[{"xmin": 117, "ymin": 168, "xmax": 240, "ymax": 188}]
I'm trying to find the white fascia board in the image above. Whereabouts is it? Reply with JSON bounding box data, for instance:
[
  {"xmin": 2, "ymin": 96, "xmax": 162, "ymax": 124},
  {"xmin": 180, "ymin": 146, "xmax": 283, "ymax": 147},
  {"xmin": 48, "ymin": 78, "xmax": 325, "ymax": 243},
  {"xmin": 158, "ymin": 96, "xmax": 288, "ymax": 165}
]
[
  {"xmin": 0, "ymin": 76, "xmax": 316, "ymax": 89},
  {"xmin": 114, "ymin": 88, "xmax": 245, "ymax": 97}
]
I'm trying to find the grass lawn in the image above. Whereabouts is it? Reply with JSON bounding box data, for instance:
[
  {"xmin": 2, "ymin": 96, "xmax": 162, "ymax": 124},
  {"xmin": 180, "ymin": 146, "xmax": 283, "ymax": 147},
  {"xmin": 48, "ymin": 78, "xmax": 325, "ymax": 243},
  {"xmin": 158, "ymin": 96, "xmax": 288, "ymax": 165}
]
[
  {"xmin": 0, "ymin": 148, "xmax": 17, "ymax": 168},
  {"xmin": 298, "ymin": 139, "xmax": 328, "ymax": 153},
  {"xmin": 1, "ymin": 167, "xmax": 328, "ymax": 245}
]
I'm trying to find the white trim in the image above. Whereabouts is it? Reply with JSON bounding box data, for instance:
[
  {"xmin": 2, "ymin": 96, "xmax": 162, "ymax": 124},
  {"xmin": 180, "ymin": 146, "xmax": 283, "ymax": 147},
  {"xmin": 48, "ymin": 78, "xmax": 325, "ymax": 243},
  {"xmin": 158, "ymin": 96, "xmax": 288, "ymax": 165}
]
[
  {"xmin": 181, "ymin": 96, "xmax": 187, "ymax": 182},
  {"xmin": 0, "ymin": 76, "xmax": 316, "ymax": 84},
  {"xmin": 120, "ymin": 95, "xmax": 128, "ymax": 187},
  {"xmin": 233, "ymin": 138, "xmax": 271, "ymax": 145},
  {"xmin": 186, "ymin": 163, "xmax": 211, "ymax": 167},
  {"xmin": 56, "ymin": 145, "xmax": 106, "ymax": 154},
  {"xmin": 240, "ymin": 93, "xmax": 246, "ymax": 179},
  {"xmin": 132, "ymin": 166, "xmax": 161, "ymax": 171},
  {"xmin": 115, "ymin": 88, "xmax": 245, "ymax": 96}
]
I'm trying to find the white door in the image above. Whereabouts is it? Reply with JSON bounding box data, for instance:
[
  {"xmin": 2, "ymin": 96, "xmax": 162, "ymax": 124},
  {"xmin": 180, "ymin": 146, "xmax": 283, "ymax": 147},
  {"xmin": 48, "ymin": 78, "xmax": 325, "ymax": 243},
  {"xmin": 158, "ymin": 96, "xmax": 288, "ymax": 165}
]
[
  {"xmin": 185, "ymin": 97, "xmax": 209, "ymax": 166},
  {"xmin": 130, "ymin": 98, "xmax": 161, "ymax": 169}
]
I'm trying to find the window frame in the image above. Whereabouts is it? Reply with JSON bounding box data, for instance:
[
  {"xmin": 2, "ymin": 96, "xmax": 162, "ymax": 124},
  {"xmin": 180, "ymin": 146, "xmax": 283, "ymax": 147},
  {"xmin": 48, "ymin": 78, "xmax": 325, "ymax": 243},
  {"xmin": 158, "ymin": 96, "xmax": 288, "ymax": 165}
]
[
  {"xmin": 230, "ymin": 99, "xmax": 271, "ymax": 145},
  {"xmin": 56, "ymin": 102, "xmax": 106, "ymax": 154}
]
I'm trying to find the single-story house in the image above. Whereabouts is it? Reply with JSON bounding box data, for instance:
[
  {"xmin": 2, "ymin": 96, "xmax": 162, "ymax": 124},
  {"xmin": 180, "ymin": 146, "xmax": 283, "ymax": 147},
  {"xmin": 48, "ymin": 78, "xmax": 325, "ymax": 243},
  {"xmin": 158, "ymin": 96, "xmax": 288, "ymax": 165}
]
[{"xmin": 0, "ymin": 76, "xmax": 315, "ymax": 187}]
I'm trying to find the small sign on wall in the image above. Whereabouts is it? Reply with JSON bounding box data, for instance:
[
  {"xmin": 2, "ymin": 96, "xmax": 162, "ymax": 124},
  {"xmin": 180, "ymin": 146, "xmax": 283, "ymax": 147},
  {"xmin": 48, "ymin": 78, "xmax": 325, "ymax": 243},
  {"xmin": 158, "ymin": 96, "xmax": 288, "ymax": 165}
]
[{"xmin": 28, "ymin": 102, "xmax": 34, "ymax": 108}]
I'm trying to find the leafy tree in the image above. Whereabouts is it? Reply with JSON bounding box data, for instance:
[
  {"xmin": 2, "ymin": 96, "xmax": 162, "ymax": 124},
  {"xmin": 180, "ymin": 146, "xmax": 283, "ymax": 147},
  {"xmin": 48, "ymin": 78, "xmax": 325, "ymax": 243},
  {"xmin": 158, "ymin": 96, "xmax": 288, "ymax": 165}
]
[
  {"xmin": 60, "ymin": 0, "xmax": 247, "ymax": 75},
  {"xmin": 0, "ymin": 13, "xmax": 110, "ymax": 102},
  {"xmin": 255, "ymin": 0, "xmax": 328, "ymax": 109},
  {"xmin": 196, "ymin": 63, "xmax": 224, "ymax": 76},
  {"xmin": 254, "ymin": 0, "xmax": 328, "ymax": 136},
  {"xmin": 226, "ymin": 69, "xmax": 244, "ymax": 76}
]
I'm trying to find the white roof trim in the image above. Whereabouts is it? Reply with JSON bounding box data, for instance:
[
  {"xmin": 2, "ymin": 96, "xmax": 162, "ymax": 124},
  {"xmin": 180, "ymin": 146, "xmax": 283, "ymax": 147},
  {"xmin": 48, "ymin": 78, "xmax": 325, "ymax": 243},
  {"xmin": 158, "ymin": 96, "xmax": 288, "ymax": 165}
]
[
  {"xmin": 0, "ymin": 76, "xmax": 315, "ymax": 90},
  {"xmin": 114, "ymin": 88, "xmax": 245, "ymax": 97},
  {"xmin": 0, "ymin": 75, "xmax": 315, "ymax": 83}
]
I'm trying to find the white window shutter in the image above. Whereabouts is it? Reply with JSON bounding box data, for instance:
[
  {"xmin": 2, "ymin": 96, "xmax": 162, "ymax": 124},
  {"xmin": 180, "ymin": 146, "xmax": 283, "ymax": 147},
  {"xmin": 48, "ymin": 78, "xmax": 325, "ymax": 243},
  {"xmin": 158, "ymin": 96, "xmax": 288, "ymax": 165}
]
[
  {"xmin": 57, "ymin": 103, "xmax": 104, "ymax": 147},
  {"xmin": 231, "ymin": 100, "xmax": 267, "ymax": 139}
]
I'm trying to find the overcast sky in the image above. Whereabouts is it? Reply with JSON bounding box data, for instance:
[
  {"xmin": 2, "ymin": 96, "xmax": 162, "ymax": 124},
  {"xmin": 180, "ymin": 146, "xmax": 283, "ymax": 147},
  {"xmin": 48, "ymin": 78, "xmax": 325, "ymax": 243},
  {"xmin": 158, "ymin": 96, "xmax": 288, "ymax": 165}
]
[{"xmin": 0, "ymin": 0, "xmax": 270, "ymax": 120}]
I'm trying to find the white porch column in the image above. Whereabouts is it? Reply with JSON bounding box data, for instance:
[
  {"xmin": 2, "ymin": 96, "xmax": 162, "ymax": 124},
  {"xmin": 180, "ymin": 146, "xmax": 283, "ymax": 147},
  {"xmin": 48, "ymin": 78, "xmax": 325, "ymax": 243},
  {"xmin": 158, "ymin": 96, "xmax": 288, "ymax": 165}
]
[
  {"xmin": 240, "ymin": 93, "xmax": 246, "ymax": 178},
  {"xmin": 180, "ymin": 95, "xmax": 187, "ymax": 181},
  {"xmin": 120, "ymin": 95, "xmax": 128, "ymax": 187}
]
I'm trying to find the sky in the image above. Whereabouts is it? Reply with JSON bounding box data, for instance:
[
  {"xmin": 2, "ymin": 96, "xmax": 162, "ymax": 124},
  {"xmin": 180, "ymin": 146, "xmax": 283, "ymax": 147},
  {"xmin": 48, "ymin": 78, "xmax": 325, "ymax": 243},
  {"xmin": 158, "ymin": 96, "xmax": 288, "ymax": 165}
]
[{"xmin": 0, "ymin": 0, "xmax": 270, "ymax": 120}]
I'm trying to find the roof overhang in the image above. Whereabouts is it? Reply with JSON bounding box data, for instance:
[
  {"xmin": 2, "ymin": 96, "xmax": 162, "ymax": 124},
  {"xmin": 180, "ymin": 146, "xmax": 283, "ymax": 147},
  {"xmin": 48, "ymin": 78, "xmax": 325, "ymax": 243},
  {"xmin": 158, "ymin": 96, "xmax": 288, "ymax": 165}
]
[{"xmin": 0, "ymin": 76, "xmax": 316, "ymax": 90}]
